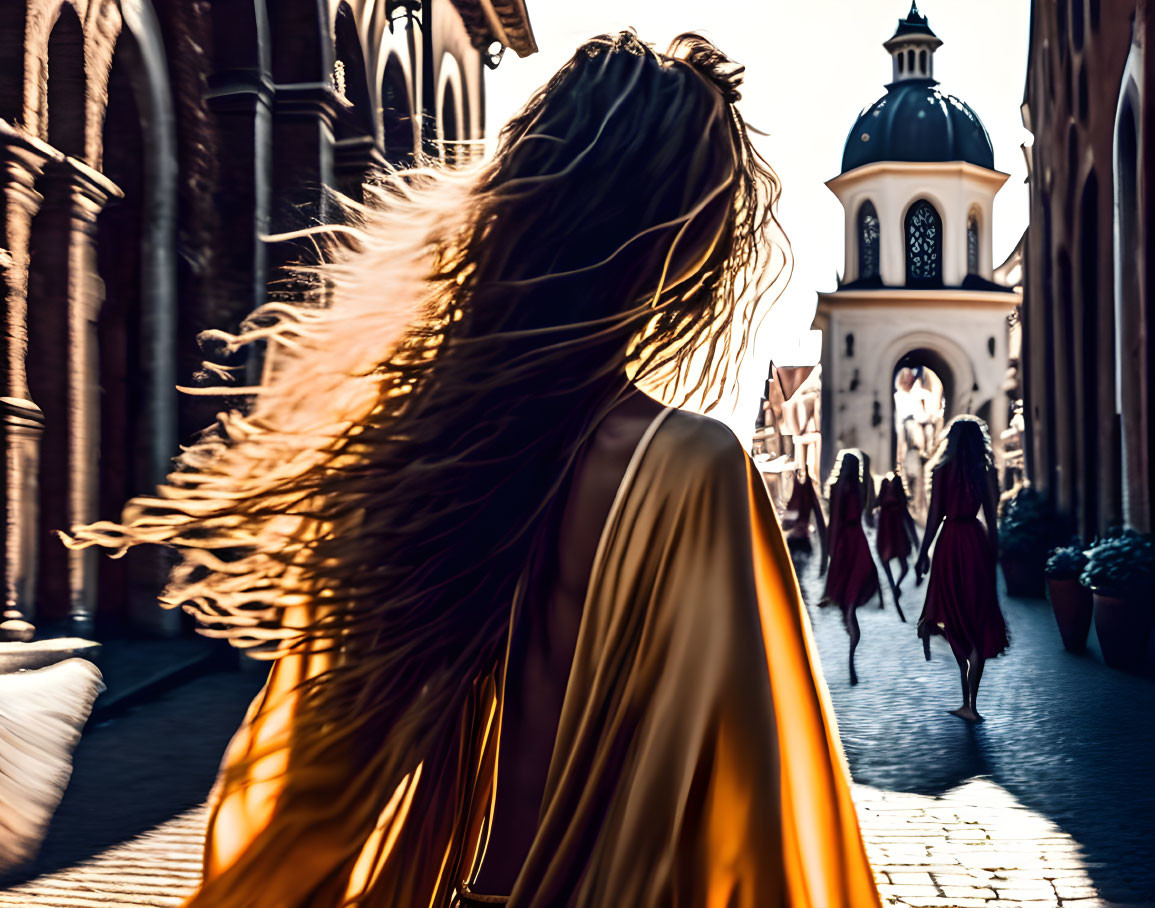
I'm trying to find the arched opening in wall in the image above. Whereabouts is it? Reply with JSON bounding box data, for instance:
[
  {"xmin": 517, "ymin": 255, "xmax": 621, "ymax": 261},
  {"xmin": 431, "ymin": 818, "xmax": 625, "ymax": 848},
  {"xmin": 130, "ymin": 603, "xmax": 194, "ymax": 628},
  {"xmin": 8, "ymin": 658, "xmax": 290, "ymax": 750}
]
[
  {"xmin": 905, "ymin": 199, "xmax": 943, "ymax": 286},
  {"xmin": 94, "ymin": 37, "xmax": 150, "ymax": 634},
  {"xmin": 1066, "ymin": 123, "xmax": 1079, "ymax": 211},
  {"xmin": 967, "ymin": 210, "xmax": 980, "ymax": 275},
  {"xmin": 1071, "ymin": 0, "xmax": 1085, "ymax": 52},
  {"xmin": 1041, "ymin": 195, "xmax": 1058, "ymax": 496},
  {"xmin": 440, "ymin": 78, "xmax": 461, "ymax": 165},
  {"xmin": 907, "ymin": 49, "xmax": 915, "ymax": 72},
  {"xmin": 381, "ymin": 54, "xmax": 414, "ymax": 166},
  {"xmin": 0, "ymin": 5, "xmax": 25, "ymax": 122},
  {"xmin": 46, "ymin": 4, "xmax": 86, "ymax": 157},
  {"xmin": 1078, "ymin": 171, "xmax": 1103, "ymax": 532},
  {"xmin": 857, "ymin": 200, "xmax": 880, "ymax": 283},
  {"xmin": 1077, "ymin": 63, "xmax": 1088, "ymax": 125},
  {"xmin": 1115, "ymin": 94, "xmax": 1148, "ymax": 529},
  {"xmin": 1057, "ymin": 248, "xmax": 1077, "ymax": 515},
  {"xmin": 919, "ymin": 50, "xmax": 927, "ymax": 74},
  {"xmin": 897, "ymin": 52, "xmax": 904, "ymax": 75},
  {"xmin": 332, "ymin": 3, "xmax": 372, "ymax": 138},
  {"xmin": 892, "ymin": 351, "xmax": 953, "ymax": 520}
]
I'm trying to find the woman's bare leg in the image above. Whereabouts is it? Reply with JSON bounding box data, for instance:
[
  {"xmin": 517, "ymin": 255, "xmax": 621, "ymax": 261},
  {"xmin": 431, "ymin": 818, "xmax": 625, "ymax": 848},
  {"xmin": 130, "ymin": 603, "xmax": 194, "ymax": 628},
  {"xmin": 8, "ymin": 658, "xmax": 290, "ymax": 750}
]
[
  {"xmin": 896, "ymin": 557, "xmax": 910, "ymax": 590},
  {"xmin": 881, "ymin": 559, "xmax": 898, "ymax": 609},
  {"xmin": 846, "ymin": 606, "xmax": 861, "ymax": 686},
  {"xmin": 950, "ymin": 646, "xmax": 985, "ymax": 722}
]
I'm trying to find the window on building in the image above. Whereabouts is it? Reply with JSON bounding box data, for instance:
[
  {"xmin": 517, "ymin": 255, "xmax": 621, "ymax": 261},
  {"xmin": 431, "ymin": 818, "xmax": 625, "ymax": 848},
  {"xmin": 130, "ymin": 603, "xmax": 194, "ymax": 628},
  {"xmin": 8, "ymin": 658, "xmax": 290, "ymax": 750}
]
[
  {"xmin": 897, "ymin": 52, "xmax": 904, "ymax": 74},
  {"xmin": 857, "ymin": 201, "xmax": 880, "ymax": 281},
  {"xmin": 967, "ymin": 212, "xmax": 980, "ymax": 274},
  {"xmin": 907, "ymin": 49, "xmax": 915, "ymax": 72},
  {"xmin": 919, "ymin": 49, "xmax": 927, "ymax": 74},
  {"xmin": 905, "ymin": 199, "xmax": 943, "ymax": 285}
]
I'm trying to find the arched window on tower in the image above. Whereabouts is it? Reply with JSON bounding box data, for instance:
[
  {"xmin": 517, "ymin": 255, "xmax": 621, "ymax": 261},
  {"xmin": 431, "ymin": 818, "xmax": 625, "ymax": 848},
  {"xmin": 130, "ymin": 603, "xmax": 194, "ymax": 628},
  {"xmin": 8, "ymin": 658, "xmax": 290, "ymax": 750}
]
[
  {"xmin": 857, "ymin": 201, "xmax": 880, "ymax": 282},
  {"xmin": 905, "ymin": 199, "xmax": 942, "ymax": 285},
  {"xmin": 907, "ymin": 49, "xmax": 915, "ymax": 72},
  {"xmin": 919, "ymin": 49, "xmax": 927, "ymax": 74},
  {"xmin": 966, "ymin": 211, "xmax": 980, "ymax": 275}
]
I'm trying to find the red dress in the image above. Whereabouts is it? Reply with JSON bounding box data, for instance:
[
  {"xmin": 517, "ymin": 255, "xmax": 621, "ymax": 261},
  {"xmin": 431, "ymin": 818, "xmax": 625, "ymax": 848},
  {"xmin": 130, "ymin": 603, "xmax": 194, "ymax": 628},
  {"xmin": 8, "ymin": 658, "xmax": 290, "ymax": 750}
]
[
  {"xmin": 784, "ymin": 474, "xmax": 818, "ymax": 552},
  {"xmin": 822, "ymin": 485, "xmax": 879, "ymax": 610},
  {"xmin": 916, "ymin": 466, "xmax": 1009, "ymax": 659},
  {"xmin": 875, "ymin": 476, "xmax": 913, "ymax": 563}
]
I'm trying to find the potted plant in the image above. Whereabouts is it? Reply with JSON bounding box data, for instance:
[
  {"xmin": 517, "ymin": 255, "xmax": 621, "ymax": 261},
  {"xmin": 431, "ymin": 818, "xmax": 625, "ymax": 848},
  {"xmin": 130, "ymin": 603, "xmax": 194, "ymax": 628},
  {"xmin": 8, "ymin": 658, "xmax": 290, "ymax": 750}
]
[
  {"xmin": 1080, "ymin": 530, "xmax": 1155, "ymax": 673},
  {"xmin": 1044, "ymin": 542, "xmax": 1092, "ymax": 652},
  {"xmin": 998, "ymin": 486, "xmax": 1051, "ymax": 598}
]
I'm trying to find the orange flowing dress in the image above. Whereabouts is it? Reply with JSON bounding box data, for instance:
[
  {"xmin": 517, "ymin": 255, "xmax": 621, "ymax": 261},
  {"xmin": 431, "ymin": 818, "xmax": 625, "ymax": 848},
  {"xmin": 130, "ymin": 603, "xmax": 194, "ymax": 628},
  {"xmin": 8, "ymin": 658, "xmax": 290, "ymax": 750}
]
[{"xmin": 184, "ymin": 410, "xmax": 881, "ymax": 908}]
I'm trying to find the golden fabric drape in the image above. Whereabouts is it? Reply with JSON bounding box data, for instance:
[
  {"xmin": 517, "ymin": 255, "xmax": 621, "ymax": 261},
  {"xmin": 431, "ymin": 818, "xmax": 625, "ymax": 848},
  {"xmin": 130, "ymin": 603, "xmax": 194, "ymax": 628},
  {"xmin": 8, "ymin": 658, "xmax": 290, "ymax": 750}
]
[{"xmin": 185, "ymin": 411, "xmax": 879, "ymax": 907}]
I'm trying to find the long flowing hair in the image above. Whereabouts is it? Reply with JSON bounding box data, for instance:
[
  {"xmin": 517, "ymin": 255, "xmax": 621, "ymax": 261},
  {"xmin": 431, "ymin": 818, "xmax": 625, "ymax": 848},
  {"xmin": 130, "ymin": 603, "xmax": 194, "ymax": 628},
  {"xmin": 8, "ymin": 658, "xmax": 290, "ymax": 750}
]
[
  {"xmin": 925, "ymin": 415, "xmax": 994, "ymax": 504},
  {"xmin": 826, "ymin": 449, "xmax": 864, "ymax": 506},
  {"xmin": 64, "ymin": 28, "xmax": 786, "ymax": 847}
]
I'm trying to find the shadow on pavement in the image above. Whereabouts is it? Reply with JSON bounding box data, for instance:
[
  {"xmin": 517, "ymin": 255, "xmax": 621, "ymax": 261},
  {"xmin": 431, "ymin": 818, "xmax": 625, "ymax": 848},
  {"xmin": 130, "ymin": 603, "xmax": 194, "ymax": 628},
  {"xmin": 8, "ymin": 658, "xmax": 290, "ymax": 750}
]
[{"xmin": 795, "ymin": 545, "xmax": 1155, "ymax": 905}]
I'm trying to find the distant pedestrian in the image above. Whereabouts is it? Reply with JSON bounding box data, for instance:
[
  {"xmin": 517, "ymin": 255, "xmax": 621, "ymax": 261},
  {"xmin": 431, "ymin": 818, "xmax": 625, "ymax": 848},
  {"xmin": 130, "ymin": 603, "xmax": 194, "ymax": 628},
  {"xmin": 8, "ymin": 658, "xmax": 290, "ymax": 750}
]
[
  {"xmin": 820, "ymin": 449, "xmax": 883, "ymax": 685},
  {"xmin": 783, "ymin": 467, "xmax": 827, "ymax": 564},
  {"xmin": 875, "ymin": 472, "xmax": 918, "ymax": 619},
  {"xmin": 915, "ymin": 416, "xmax": 1008, "ymax": 723}
]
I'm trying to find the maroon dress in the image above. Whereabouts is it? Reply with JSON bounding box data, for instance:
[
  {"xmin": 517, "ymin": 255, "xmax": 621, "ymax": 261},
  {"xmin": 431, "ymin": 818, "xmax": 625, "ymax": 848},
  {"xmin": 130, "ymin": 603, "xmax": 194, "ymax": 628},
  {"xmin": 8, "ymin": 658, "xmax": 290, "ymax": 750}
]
[
  {"xmin": 917, "ymin": 466, "xmax": 1009, "ymax": 659},
  {"xmin": 875, "ymin": 476, "xmax": 913, "ymax": 563},
  {"xmin": 822, "ymin": 485, "xmax": 879, "ymax": 610},
  {"xmin": 784, "ymin": 474, "xmax": 817, "ymax": 553}
]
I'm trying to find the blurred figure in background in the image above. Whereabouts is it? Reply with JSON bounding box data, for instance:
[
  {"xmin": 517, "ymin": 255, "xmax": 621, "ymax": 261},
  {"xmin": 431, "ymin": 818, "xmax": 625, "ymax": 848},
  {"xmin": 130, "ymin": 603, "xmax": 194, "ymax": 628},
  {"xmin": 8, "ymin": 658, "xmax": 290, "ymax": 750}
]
[
  {"xmin": 875, "ymin": 472, "xmax": 918, "ymax": 618},
  {"xmin": 821, "ymin": 449, "xmax": 883, "ymax": 685}
]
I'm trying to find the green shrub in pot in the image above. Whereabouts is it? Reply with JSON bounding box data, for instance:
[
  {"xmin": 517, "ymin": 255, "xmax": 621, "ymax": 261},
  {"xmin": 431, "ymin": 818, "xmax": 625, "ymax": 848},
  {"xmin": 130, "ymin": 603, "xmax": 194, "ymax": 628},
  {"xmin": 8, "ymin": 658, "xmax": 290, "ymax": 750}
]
[{"xmin": 1080, "ymin": 530, "xmax": 1155, "ymax": 672}]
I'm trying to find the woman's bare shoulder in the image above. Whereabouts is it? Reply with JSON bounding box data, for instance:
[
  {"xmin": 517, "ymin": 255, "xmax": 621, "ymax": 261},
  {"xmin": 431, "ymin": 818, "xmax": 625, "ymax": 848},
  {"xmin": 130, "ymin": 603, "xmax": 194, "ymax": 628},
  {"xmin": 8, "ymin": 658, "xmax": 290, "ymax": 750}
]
[{"xmin": 657, "ymin": 408, "xmax": 748, "ymax": 471}]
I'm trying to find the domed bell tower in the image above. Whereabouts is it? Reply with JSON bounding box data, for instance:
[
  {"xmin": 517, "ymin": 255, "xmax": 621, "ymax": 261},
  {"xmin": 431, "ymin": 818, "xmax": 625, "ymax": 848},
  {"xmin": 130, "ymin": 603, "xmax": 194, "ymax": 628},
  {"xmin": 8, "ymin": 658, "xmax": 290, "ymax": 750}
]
[{"xmin": 809, "ymin": 3, "xmax": 1021, "ymax": 510}]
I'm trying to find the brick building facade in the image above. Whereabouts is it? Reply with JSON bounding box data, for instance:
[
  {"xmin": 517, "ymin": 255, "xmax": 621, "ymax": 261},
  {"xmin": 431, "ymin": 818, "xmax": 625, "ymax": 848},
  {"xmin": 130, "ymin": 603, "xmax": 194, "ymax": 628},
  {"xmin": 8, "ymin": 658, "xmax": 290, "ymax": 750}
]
[
  {"xmin": 1020, "ymin": 0, "xmax": 1152, "ymax": 538},
  {"xmin": 0, "ymin": 0, "xmax": 535, "ymax": 640}
]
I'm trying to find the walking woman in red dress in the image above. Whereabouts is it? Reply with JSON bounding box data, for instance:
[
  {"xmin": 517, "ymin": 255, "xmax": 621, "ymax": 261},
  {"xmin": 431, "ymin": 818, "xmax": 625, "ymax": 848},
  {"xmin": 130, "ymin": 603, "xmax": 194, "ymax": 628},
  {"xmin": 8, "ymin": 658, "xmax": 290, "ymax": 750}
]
[
  {"xmin": 783, "ymin": 467, "xmax": 827, "ymax": 563},
  {"xmin": 820, "ymin": 449, "xmax": 883, "ymax": 685},
  {"xmin": 875, "ymin": 472, "xmax": 917, "ymax": 618},
  {"xmin": 915, "ymin": 416, "xmax": 1008, "ymax": 722}
]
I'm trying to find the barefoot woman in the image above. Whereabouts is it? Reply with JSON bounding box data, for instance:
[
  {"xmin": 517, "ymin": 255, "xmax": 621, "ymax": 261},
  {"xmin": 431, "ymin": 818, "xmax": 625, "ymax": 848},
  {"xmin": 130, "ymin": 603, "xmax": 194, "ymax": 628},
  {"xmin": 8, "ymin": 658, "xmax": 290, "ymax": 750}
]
[
  {"xmin": 67, "ymin": 33, "xmax": 878, "ymax": 907},
  {"xmin": 915, "ymin": 416, "xmax": 1009, "ymax": 722}
]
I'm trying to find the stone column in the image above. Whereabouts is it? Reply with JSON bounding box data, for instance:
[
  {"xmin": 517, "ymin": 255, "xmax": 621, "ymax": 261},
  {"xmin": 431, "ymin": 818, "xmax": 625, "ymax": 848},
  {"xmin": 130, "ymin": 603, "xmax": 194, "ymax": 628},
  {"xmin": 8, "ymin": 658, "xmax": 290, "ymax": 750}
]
[
  {"xmin": 37, "ymin": 159, "xmax": 120, "ymax": 637},
  {"xmin": 0, "ymin": 124, "xmax": 52, "ymax": 641},
  {"xmin": 206, "ymin": 69, "xmax": 274, "ymax": 384},
  {"xmin": 266, "ymin": 83, "xmax": 337, "ymax": 318}
]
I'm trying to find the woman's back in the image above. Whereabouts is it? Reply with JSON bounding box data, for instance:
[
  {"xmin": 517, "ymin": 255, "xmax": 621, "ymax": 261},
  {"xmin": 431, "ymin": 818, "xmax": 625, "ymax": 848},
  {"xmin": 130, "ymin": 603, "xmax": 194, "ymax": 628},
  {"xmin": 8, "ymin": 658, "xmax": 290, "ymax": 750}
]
[{"xmin": 473, "ymin": 393, "xmax": 667, "ymax": 893}]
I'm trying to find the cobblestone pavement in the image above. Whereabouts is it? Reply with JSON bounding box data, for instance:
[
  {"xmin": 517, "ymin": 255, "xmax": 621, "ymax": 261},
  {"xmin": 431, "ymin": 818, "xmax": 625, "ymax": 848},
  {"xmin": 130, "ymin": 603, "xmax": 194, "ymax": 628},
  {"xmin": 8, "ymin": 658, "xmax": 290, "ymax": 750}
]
[
  {"xmin": 2, "ymin": 542, "xmax": 1153, "ymax": 907},
  {"xmin": 794, "ymin": 540, "xmax": 1155, "ymax": 908}
]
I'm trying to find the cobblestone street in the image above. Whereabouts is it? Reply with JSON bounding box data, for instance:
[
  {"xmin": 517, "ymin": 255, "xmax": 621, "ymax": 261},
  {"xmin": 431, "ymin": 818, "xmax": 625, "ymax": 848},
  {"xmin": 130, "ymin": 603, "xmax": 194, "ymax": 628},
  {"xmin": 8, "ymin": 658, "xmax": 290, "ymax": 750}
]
[
  {"xmin": 795, "ymin": 543, "xmax": 1155, "ymax": 908},
  {"xmin": 2, "ymin": 539, "xmax": 1153, "ymax": 907}
]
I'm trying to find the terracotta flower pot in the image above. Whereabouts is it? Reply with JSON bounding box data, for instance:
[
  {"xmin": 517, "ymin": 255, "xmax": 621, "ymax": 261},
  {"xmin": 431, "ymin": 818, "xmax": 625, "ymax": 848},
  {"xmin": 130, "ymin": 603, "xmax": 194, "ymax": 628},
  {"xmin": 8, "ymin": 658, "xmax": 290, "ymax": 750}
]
[
  {"xmin": 1001, "ymin": 557, "xmax": 1045, "ymax": 599},
  {"xmin": 1046, "ymin": 577, "xmax": 1093, "ymax": 653},
  {"xmin": 1093, "ymin": 591, "xmax": 1155, "ymax": 673}
]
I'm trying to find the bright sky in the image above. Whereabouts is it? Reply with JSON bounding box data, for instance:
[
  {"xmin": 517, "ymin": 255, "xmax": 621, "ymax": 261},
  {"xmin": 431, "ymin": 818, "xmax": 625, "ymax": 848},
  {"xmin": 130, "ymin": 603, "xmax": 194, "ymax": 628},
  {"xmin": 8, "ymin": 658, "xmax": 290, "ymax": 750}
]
[{"xmin": 483, "ymin": 1, "xmax": 1032, "ymax": 439}]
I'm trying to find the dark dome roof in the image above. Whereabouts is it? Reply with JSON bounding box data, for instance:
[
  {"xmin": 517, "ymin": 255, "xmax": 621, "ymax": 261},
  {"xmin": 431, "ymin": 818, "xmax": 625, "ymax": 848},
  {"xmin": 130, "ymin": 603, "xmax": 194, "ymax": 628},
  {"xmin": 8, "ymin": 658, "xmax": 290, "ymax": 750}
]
[{"xmin": 841, "ymin": 79, "xmax": 994, "ymax": 174}]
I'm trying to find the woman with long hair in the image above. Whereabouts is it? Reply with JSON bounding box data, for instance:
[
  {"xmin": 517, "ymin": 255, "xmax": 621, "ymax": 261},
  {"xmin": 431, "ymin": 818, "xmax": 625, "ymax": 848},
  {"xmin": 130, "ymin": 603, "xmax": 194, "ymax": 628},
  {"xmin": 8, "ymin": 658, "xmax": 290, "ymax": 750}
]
[
  {"xmin": 875, "ymin": 471, "xmax": 918, "ymax": 613},
  {"xmin": 64, "ymin": 32, "xmax": 879, "ymax": 907},
  {"xmin": 783, "ymin": 466, "xmax": 827, "ymax": 563},
  {"xmin": 820, "ymin": 449, "xmax": 886, "ymax": 686},
  {"xmin": 915, "ymin": 416, "xmax": 1008, "ymax": 723}
]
